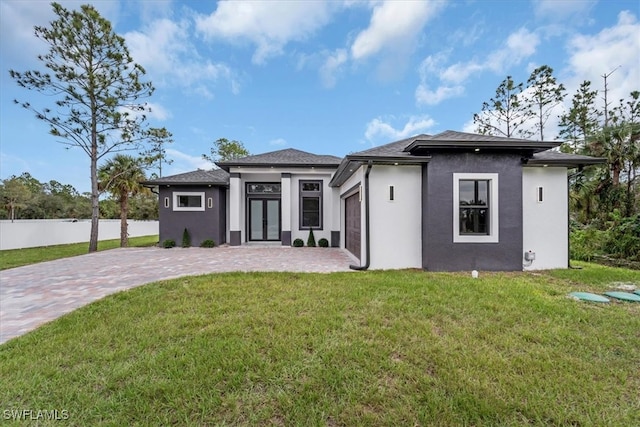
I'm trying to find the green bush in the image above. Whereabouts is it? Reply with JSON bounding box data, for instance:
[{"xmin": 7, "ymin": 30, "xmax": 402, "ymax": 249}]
[
  {"xmin": 307, "ymin": 228, "xmax": 316, "ymax": 247},
  {"xmin": 318, "ymin": 238, "xmax": 329, "ymax": 247},
  {"xmin": 570, "ymin": 213, "xmax": 640, "ymax": 262},
  {"xmin": 200, "ymin": 239, "xmax": 216, "ymax": 248},
  {"xmin": 162, "ymin": 239, "xmax": 176, "ymax": 249},
  {"xmin": 292, "ymin": 238, "xmax": 304, "ymax": 247},
  {"xmin": 182, "ymin": 228, "xmax": 191, "ymax": 248},
  {"xmin": 604, "ymin": 213, "xmax": 640, "ymax": 261}
]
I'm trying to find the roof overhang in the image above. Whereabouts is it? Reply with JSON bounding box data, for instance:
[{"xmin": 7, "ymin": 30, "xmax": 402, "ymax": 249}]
[
  {"xmin": 140, "ymin": 181, "xmax": 229, "ymax": 188},
  {"xmin": 216, "ymin": 162, "xmax": 340, "ymax": 172},
  {"xmin": 404, "ymin": 139, "xmax": 561, "ymax": 154},
  {"xmin": 329, "ymin": 155, "xmax": 431, "ymax": 187},
  {"xmin": 523, "ymin": 157, "xmax": 606, "ymax": 168}
]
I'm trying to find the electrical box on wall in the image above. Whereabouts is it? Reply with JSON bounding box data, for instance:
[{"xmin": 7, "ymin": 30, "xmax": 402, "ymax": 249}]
[{"xmin": 524, "ymin": 250, "xmax": 536, "ymax": 261}]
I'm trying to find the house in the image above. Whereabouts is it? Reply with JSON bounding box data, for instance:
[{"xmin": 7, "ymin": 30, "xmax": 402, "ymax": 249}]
[{"xmin": 142, "ymin": 131, "xmax": 604, "ymax": 271}]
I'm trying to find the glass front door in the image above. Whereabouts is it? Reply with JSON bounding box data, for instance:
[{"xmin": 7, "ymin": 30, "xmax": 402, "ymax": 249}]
[{"xmin": 249, "ymin": 199, "xmax": 280, "ymax": 241}]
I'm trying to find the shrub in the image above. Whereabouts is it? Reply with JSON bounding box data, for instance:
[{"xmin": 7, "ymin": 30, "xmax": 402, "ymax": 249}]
[
  {"xmin": 570, "ymin": 224, "xmax": 605, "ymax": 261},
  {"xmin": 292, "ymin": 238, "xmax": 304, "ymax": 247},
  {"xmin": 200, "ymin": 239, "xmax": 216, "ymax": 248},
  {"xmin": 307, "ymin": 228, "xmax": 316, "ymax": 247},
  {"xmin": 182, "ymin": 228, "xmax": 191, "ymax": 248},
  {"xmin": 318, "ymin": 238, "xmax": 329, "ymax": 247},
  {"xmin": 162, "ymin": 239, "xmax": 176, "ymax": 249}
]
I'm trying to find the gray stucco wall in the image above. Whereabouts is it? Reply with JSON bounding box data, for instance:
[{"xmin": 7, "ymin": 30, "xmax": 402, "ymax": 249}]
[
  {"xmin": 422, "ymin": 153, "xmax": 523, "ymax": 271},
  {"xmin": 158, "ymin": 185, "xmax": 227, "ymax": 247}
]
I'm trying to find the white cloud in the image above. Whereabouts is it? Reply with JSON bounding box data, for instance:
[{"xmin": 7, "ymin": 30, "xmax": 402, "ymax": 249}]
[
  {"xmin": 416, "ymin": 27, "xmax": 540, "ymax": 106},
  {"xmin": 364, "ymin": 115, "xmax": 436, "ymax": 142},
  {"xmin": 415, "ymin": 84, "xmax": 465, "ymax": 106},
  {"xmin": 269, "ymin": 138, "xmax": 287, "ymax": 146},
  {"xmin": 195, "ymin": 1, "xmax": 336, "ymax": 64},
  {"xmin": 563, "ymin": 10, "xmax": 640, "ymax": 107},
  {"xmin": 165, "ymin": 148, "xmax": 212, "ymax": 172},
  {"xmin": 320, "ymin": 49, "xmax": 349, "ymax": 88},
  {"xmin": 533, "ymin": 0, "xmax": 596, "ymax": 20},
  {"xmin": 145, "ymin": 102, "xmax": 171, "ymax": 121},
  {"xmin": 125, "ymin": 18, "xmax": 240, "ymax": 96},
  {"xmin": 350, "ymin": 1, "xmax": 443, "ymax": 60}
]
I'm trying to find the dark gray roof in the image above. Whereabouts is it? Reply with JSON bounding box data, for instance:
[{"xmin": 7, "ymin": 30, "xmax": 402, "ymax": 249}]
[
  {"xmin": 141, "ymin": 169, "xmax": 229, "ymax": 186},
  {"xmin": 527, "ymin": 151, "xmax": 606, "ymax": 167},
  {"xmin": 329, "ymin": 135, "xmax": 431, "ymax": 188},
  {"xmin": 403, "ymin": 130, "xmax": 561, "ymax": 153},
  {"xmin": 216, "ymin": 148, "xmax": 341, "ymax": 171},
  {"xmin": 353, "ymin": 134, "xmax": 428, "ymax": 157}
]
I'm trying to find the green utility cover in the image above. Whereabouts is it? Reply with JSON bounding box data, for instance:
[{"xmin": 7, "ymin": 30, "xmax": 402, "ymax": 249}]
[
  {"xmin": 604, "ymin": 291, "xmax": 640, "ymax": 302},
  {"xmin": 569, "ymin": 292, "xmax": 610, "ymax": 303}
]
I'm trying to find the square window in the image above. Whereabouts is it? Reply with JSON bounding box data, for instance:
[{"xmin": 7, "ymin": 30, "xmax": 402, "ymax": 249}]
[
  {"xmin": 453, "ymin": 174, "xmax": 499, "ymax": 243},
  {"xmin": 173, "ymin": 192, "xmax": 205, "ymax": 211}
]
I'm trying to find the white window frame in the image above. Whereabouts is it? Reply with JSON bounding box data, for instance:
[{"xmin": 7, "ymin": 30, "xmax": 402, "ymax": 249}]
[
  {"xmin": 453, "ymin": 173, "xmax": 499, "ymax": 243},
  {"xmin": 173, "ymin": 191, "xmax": 205, "ymax": 212}
]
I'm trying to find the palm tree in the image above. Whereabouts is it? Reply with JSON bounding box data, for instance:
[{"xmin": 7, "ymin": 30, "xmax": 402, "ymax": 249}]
[{"xmin": 98, "ymin": 154, "xmax": 148, "ymax": 247}]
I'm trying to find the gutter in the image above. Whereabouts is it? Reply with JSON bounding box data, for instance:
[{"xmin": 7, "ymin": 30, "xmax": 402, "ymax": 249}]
[{"xmin": 350, "ymin": 161, "xmax": 372, "ymax": 271}]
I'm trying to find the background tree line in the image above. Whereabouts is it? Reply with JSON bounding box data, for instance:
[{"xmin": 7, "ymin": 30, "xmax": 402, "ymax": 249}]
[
  {"xmin": 474, "ymin": 66, "xmax": 639, "ymax": 263},
  {"xmin": 0, "ymin": 172, "xmax": 158, "ymax": 222}
]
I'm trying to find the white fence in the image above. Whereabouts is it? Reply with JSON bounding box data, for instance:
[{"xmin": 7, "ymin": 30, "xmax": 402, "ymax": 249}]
[{"xmin": 0, "ymin": 219, "xmax": 159, "ymax": 250}]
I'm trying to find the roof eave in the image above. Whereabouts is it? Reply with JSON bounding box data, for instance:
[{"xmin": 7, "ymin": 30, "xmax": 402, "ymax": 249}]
[
  {"xmin": 216, "ymin": 162, "xmax": 340, "ymax": 171},
  {"xmin": 329, "ymin": 155, "xmax": 431, "ymax": 187},
  {"xmin": 525, "ymin": 158, "xmax": 606, "ymax": 168},
  {"xmin": 405, "ymin": 140, "xmax": 561, "ymax": 154}
]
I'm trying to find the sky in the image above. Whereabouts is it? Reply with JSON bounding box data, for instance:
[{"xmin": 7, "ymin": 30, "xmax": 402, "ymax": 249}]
[{"xmin": 1, "ymin": 0, "xmax": 639, "ymax": 193}]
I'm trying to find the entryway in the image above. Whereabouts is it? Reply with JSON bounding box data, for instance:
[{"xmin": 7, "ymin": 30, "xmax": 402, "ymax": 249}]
[{"xmin": 248, "ymin": 199, "xmax": 281, "ymax": 241}]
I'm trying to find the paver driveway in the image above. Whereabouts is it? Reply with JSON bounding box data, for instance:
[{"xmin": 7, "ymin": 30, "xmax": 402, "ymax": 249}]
[{"xmin": 0, "ymin": 246, "xmax": 354, "ymax": 344}]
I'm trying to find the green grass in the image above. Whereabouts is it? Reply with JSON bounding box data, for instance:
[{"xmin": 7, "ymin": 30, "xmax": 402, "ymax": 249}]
[
  {"xmin": 1, "ymin": 265, "xmax": 639, "ymax": 425},
  {"xmin": 0, "ymin": 235, "xmax": 159, "ymax": 270}
]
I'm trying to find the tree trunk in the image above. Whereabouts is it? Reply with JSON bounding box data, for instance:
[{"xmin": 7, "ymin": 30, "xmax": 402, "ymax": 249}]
[
  {"xmin": 88, "ymin": 105, "xmax": 99, "ymax": 253},
  {"xmin": 89, "ymin": 154, "xmax": 99, "ymax": 252},
  {"xmin": 120, "ymin": 196, "xmax": 129, "ymax": 247}
]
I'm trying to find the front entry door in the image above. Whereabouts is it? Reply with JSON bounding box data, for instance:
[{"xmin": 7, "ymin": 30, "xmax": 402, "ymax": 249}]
[{"xmin": 249, "ymin": 199, "xmax": 280, "ymax": 241}]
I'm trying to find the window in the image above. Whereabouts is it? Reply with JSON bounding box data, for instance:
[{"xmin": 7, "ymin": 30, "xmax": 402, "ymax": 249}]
[
  {"xmin": 164, "ymin": 197, "xmax": 170, "ymax": 208},
  {"xmin": 173, "ymin": 192, "xmax": 205, "ymax": 211},
  {"xmin": 453, "ymin": 173, "xmax": 499, "ymax": 243},
  {"xmin": 537, "ymin": 187, "xmax": 544, "ymax": 203},
  {"xmin": 299, "ymin": 180, "xmax": 322, "ymax": 229},
  {"xmin": 247, "ymin": 183, "xmax": 281, "ymax": 194}
]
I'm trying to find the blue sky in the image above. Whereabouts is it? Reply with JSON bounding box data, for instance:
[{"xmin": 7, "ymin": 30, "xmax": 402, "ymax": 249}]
[{"xmin": 1, "ymin": 0, "xmax": 639, "ymax": 193}]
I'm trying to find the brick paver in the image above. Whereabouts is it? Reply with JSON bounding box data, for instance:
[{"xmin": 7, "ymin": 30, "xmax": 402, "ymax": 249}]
[{"xmin": 0, "ymin": 246, "xmax": 354, "ymax": 344}]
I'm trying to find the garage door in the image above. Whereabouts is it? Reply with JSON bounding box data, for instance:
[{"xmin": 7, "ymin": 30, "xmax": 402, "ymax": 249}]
[{"xmin": 345, "ymin": 192, "xmax": 361, "ymax": 259}]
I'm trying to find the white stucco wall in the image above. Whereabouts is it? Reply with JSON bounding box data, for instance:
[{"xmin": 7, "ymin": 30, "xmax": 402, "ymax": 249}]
[
  {"xmin": 368, "ymin": 165, "xmax": 422, "ymax": 269},
  {"xmin": 0, "ymin": 219, "xmax": 158, "ymax": 250},
  {"xmin": 522, "ymin": 167, "xmax": 569, "ymax": 270}
]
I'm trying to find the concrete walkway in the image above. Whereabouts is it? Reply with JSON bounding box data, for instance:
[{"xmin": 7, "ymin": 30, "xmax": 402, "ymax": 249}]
[{"xmin": 0, "ymin": 246, "xmax": 354, "ymax": 344}]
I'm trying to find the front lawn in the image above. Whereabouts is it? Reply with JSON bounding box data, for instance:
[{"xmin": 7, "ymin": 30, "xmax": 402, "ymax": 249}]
[
  {"xmin": 1, "ymin": 265, "xmax": 638, "ymax": 425},
  {"xmin": 0, "ymin": 235, "xmax": 159, "ymax": 270}
]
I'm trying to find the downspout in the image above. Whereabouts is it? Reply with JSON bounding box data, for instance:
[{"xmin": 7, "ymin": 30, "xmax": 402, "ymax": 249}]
[
  {"xmin": 350, "ymin": 161, "xmax": 372, "ymax": 271},
  {"xmin": 568, "ymin": 166, "xmax": 583, "ymax": 269}
]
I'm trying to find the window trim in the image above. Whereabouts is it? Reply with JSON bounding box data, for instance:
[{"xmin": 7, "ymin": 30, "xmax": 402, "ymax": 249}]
[
  {"xmin": 299, "ymin": 180, "xmax": 323, "ymax": 230},
  {"xmin": 172, "ymin": 191, "xmax": 205, "ymax": 212},
  {"xmin": 453, "ymin": 173, "xmax": 499, "ymax": 243}
]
